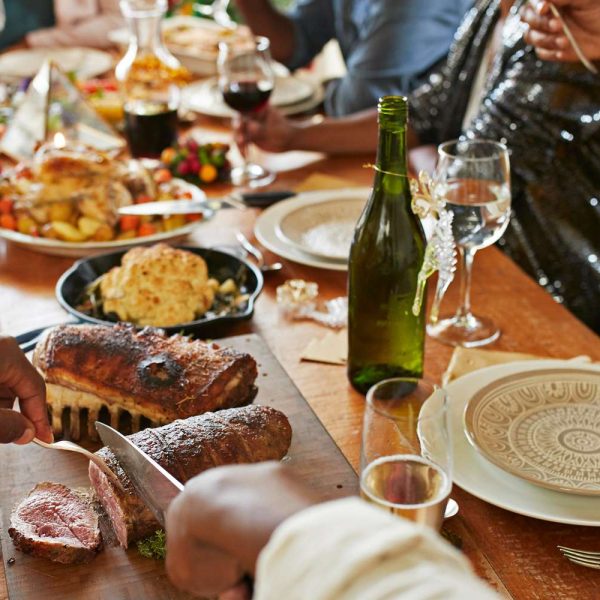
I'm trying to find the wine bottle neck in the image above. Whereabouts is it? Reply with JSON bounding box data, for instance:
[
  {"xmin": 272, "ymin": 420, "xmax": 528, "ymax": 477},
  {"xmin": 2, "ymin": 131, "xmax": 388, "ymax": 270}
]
[{"xmin": 375, "ymin": 124, "xmax": 408, "ymax": 178}]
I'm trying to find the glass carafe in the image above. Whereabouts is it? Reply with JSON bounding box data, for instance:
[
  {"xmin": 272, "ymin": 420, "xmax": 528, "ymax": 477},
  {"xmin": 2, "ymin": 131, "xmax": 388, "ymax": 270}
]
[{"xmin": 116, "ymin": 0, "xmax": 188, "ymax": 157}]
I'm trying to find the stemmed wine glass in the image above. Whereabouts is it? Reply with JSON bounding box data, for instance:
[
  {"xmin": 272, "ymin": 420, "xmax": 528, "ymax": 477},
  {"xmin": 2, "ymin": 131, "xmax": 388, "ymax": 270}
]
[
  {"xmin": 218, "ymin": 36, "xmax": 275, "ymax": 188},
  {"xmin": 427, "ymin": 139, "xmax": 511, "ymax": 347}
]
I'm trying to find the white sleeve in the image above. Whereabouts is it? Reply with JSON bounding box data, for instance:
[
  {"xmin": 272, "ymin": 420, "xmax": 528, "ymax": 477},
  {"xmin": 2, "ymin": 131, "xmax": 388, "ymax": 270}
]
[{"xmin": 254, "ymin": 498, "xmax": 499, "ymax": 600}]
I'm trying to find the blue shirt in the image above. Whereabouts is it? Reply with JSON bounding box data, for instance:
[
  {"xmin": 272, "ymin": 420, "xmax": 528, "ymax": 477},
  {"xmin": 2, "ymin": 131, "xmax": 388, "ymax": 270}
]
[
  {"xmin": 287, "ymin": 0, "xmax": 474, "ymax": 115},
  {"xmin": 0, "ymin": 0, "xmax": 55, "ymax": 49}
]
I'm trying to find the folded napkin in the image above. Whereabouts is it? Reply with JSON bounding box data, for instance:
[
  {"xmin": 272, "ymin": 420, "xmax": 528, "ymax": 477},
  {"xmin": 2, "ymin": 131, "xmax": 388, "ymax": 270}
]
[
  {"xmin": 293, "ymin": 172, "xmax": 361, "ymax": 193},
  {"xmin": 442, "ymin": 347, "xmax": 592, "ymax": 386},
  {"xmin": 301, "ymin": 330, "xmax": 347, "ymax": 365}
]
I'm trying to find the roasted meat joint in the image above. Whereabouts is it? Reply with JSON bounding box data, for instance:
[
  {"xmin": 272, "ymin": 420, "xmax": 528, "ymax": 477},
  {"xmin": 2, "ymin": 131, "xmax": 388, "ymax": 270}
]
[{"xmin": 33, "ymin": 323, "xmax": 259, "ymax": 439}]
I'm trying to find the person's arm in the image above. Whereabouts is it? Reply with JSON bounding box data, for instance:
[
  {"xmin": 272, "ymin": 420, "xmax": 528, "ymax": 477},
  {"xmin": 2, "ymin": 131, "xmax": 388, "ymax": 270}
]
[
  {"xmin": 165, "ymin": 462, "xmax": 498, "ymax": 599},
  {"xmin": 0, "ymin": 336, "xmax": 52, "ymax": 444},
  {"xmin": 241, "ymin": 105, "xmax": 422, "ymax": 155},
  {"xmin": 520, "ymin": 0, "xmax": 600, "ymax": 62},
  {"xmin": 233, "ymin": 0, "xmax": 296, "ymax": 63},
  {"xmin": 26, "ymin": 13, "xmax": 124, "ymax": 48}
]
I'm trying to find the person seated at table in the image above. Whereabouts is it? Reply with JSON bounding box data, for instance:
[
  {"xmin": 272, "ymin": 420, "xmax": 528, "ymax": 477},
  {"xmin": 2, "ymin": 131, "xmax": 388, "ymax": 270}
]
[
  {"xmin": 232, "ymin": 0, "xmax": 475, "ymax": 116},
  {"xmin": 521, "ymin": 0, "xmax": 600, "ymax": 62},
  {"xmin": 0, "ymin": 0, "xmax": 122, "ymax": 50},
  {"xmin": 165, "ymin": 462, "xmax": 499, "ymax": 599},
  {"xmin": 237, "ymin": 0, "xmax": 600, "ymax": 334}
]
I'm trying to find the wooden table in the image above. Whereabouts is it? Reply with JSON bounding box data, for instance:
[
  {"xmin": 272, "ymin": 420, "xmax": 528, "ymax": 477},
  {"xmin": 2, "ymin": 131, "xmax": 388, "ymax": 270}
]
[{"xmin": 1, "ymin": 135, "xmax": 599, "ymax": 600}]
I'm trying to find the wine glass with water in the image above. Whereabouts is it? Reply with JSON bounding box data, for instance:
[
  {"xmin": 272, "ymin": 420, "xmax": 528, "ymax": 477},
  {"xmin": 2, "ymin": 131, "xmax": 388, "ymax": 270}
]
[
  {"xmin": 427, "ymin": 139, "xmax": 511, "ymax": 347},
  {"xmin": 360, "ymin": 378, "xmax": 452, "ymax": 531},
  {"xmin": 218, "ymin": 36, "xmax": 275, "ymax": 188}
]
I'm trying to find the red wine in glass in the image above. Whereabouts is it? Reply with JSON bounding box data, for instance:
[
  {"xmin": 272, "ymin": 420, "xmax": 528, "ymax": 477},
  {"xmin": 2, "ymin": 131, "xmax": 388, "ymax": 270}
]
[{"xmin": 222, "ymin": 80, "xmax": 273, "ymax": 113}]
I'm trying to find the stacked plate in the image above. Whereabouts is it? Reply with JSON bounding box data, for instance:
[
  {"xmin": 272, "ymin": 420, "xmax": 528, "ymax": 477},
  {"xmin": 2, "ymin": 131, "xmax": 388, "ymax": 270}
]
[
  {"xmin": 183, "ymin": 72, "xmax": 324, "ymax": 118},
  {"xmin": 254, "ymin": 188, "xmax": 370, "ymax": 270},
  {"xmin": 445, "ymin": 360, "xmax": 600, "ymax": 525}
]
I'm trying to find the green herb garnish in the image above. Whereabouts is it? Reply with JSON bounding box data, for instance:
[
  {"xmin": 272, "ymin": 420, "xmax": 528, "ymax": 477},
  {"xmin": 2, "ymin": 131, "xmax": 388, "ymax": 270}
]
[{"xmin": 137, "ymin": 529, "xmax": 166, "ymax": 560}]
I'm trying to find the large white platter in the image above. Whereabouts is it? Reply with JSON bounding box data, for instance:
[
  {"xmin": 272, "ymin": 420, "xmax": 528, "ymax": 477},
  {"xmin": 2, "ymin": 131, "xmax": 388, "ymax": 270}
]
[
  {"xmin": 0, "ymin": 180, "xmax": 211, "ymax": 258},
  {"xmin": 0, "ymin": 48, "xmax": 113, "ymax": 80},
  {"xmin": 447, "ymin": 359, "xmax": 600, "ymax": 526},
  {"xmin": 254, "ymin": 188, "xmax": 370, "ymax": 271}
]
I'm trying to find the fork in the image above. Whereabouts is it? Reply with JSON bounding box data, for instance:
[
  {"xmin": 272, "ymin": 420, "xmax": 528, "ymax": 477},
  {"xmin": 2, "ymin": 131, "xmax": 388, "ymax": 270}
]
[
  {"xmin": 236, "ymin": 231, "xmax": 283, "ymax": 272},
  {"xmin": 557, "ymin": 546, "xmax": 600, "ymax": 569},
  {"xmin": 33, "ymin": 438, "xmax": 124, "ymax": 492}
]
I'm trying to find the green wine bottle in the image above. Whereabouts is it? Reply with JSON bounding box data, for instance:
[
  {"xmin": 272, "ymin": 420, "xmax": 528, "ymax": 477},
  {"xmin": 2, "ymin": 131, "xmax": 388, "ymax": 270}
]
[{"xmin": 347, "ymin": 96, "xmax": 426, "ymax": 394}]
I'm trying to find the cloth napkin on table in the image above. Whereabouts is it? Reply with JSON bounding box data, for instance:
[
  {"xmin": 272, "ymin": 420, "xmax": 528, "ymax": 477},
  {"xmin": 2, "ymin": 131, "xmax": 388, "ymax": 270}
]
[{"xmin": 442, "ymin": 347, "xmax": 592, "ymax": 386}]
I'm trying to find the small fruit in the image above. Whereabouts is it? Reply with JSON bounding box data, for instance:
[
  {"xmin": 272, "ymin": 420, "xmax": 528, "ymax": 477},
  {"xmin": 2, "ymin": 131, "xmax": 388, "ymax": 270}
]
[
  {"xmin": 160, "ymin": 147, "xmax": 177, "ymax": 165},
  {"xmin": 199, "ymin": 164, "xmax": 218, "ymax": 183},
  {"xmin": 135, "ymin": 194, "xmax": 153, "ymax": 204},
  {"xmin": 153, "ymin": 168, "xmax": 173, "ymax": 183}
]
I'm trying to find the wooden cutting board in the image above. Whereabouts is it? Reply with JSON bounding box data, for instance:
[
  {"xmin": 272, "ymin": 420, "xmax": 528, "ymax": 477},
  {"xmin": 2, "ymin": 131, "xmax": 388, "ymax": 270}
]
[{"xmin": 0, "ymin": 334, "xmax": 358, "ymax": 600}]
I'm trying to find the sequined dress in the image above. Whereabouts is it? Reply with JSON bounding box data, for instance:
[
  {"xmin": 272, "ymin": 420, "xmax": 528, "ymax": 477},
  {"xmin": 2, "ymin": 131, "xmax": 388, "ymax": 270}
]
[{"xmin": 410, "ymin": 0, "xmax": 600, "ymax": 332}]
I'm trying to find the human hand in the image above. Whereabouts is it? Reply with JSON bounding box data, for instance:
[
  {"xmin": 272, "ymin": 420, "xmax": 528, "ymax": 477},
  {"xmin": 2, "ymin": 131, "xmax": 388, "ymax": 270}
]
[
  {"xmin": 165, "ymin": 462, "xmax": 318, "ymax": 598},
  {"xmin": 0, "ymin": 336, "xmax": 52, "ymax": 444},
  {"xmin": 235, "ymin": 106, "xmax": 298, "ymax": 153},
  {"xmin": 521, "ymin": 0, "xmax": 600, "ymax": 62}
]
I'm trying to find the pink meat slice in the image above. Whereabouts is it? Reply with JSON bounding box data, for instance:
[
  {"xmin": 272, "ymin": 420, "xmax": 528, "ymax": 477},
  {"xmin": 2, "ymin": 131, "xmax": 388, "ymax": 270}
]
[{"xmin": 9, "ymin": 482, "xmax": 102, "ymax": 564}]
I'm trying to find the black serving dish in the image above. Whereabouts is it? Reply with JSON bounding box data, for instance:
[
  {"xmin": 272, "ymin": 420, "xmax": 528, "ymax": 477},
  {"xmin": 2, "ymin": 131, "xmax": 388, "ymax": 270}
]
[{"xmin": 56, "ymin": 246, "xmax": 264, "ymax": 337}]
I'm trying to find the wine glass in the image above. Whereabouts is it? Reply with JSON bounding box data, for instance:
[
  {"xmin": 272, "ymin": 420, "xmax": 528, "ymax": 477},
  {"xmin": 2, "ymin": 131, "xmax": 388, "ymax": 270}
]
[
  {"xmin": 218, "ymin": 36, "xmax": 275, "ymax": 188},
  {"xmin": 360, "ymin": 378, "xmax": 452, "ymax": 531},
  {"xmin": 427, "ymin": 139, "xmax": 511, "ymax": 347}
]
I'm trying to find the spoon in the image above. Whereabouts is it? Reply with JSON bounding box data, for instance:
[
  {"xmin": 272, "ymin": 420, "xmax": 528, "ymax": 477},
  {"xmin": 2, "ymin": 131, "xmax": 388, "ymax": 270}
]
[
  {"xmin": 236, "ymin": 231, "xmax": 283, "ymax": 273},
  {"xmin": 444, "ymin": 498, "xmax": 459, "ymax": 519},
  {"xmin": 33, "ymin": 437, "xmax": 124, "ymax": 492}
]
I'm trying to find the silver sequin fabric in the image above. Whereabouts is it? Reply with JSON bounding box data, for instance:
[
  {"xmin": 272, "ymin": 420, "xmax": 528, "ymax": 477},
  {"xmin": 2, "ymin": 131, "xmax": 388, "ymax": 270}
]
[{"xmin": 410, "ymin": 0, "xmax": 600, "ymax": 332}]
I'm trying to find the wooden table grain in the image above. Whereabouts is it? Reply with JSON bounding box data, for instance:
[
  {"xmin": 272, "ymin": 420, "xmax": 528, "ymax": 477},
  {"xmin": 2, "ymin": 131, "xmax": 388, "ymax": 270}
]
[{"xmin": 0, "ymin": 138, "xmax": 599, "ymax": 599}]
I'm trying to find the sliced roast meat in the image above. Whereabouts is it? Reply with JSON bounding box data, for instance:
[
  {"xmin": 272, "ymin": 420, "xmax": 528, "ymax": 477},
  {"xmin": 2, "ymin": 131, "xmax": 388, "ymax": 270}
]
[
  {"xmin": 89, "ymin": 404, "xmax": 292, "ymax": 547},
  {"xmin": 9, "ymin": 482, "xmax": 101, "ymax": 564}
]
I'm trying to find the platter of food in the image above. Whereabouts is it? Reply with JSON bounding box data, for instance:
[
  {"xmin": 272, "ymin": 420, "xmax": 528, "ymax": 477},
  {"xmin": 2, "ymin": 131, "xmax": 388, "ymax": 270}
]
[
  {"xmin": 0, "ymin": 145, "xmax": 214, "ymax": 257},
  {"xmin": 0, "ymin": 327, "xmax": 358, "ymax": 599},
  {"xmin": 56, "ymin": 244, "xmax": 264, "ymax": 335}
]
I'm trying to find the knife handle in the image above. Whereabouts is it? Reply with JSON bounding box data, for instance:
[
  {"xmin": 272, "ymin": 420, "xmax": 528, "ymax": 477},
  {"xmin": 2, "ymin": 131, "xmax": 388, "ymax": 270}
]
[{"xmin": 240, "ymin": 190, "xmax": 295, "ymax": 208}]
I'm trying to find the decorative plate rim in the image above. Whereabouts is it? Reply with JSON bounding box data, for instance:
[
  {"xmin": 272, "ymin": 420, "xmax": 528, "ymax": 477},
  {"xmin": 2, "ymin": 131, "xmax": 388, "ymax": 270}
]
[{"xmin": 463, "ymin": 367, "xmax": 600, "ymax": 496}]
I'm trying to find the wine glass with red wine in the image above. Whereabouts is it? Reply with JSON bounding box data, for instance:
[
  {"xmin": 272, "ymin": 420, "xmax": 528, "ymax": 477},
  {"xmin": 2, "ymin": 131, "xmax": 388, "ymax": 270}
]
[{"xmin": 218, "ymin": 36, "xmax": 275, "ymax": 187}]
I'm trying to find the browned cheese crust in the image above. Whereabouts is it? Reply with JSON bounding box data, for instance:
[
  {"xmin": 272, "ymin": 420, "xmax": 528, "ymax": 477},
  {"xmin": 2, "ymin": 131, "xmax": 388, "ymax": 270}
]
[
  {"xmin": 89, "ymin": 405, "xmax": 292, "ymax": 547},
  {"xmin": 33, "ymin": 323, "xmax": 258, "ymax": 424}
]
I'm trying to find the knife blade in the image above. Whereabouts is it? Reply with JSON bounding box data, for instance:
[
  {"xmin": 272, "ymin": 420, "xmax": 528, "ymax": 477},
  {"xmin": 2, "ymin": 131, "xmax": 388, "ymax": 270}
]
[{"xmin": 95, "ymin": 422, "xmax": 183, "ymax": 527}]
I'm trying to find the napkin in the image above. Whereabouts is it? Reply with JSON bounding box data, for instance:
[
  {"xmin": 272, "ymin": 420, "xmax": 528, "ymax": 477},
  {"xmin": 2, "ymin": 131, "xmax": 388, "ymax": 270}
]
[
  {"xmin": 293, "ymin": 172, "xmax": 362, "ymax": 193},
  {"xmin": 442, "ymin": 347, "xmax": 592, "ymax": 386},
  {"xmin": 301, "ymin": 330, "xmax": 347, "ymax": 365}
]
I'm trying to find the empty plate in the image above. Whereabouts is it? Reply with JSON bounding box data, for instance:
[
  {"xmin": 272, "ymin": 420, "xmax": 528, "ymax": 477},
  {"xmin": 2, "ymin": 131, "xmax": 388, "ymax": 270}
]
[
  {"xmin": 464, "ymin": 368, "xmax": 600, "ymax": 495},
  {"xmin": 275, "ymin": 198, "xmax": 365, "ymax": 261}
]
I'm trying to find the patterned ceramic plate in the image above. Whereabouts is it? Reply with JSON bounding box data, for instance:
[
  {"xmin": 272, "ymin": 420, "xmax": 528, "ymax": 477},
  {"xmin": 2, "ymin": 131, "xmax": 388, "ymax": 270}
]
[{"xmin": 464, "ymin": 368, "xmax": 600, "ymax": 496}]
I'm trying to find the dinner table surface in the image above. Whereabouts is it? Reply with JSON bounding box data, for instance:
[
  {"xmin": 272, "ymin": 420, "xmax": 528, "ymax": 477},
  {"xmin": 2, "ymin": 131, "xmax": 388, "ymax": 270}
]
[{"xmin": 0, "ymin": 112, "xmax": 599, "ymax": 600}]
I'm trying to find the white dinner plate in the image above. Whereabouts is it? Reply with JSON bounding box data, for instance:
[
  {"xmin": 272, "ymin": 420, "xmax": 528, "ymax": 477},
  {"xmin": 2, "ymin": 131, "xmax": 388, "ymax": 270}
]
[
  {"xmin": 446, "ymin": 359, "xmax": 600, "ymax": 526},
  {"xmin": 254, "ymin": 188, "xmax": 370, "ymax": 271},
  {"xmin": 0, "ymin": 180, "xmax": 211, "ymax": 258},
  {"xmin": 183, "ymin": 75, "xmax": 324, "ymax": 118},
  {"xmin": 276, "ymin": 197, "xmax": 365, "ymax": 261},
  {"xmin": 0, "ymin": 48, "xmax": 114, "ymax": 80}
]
